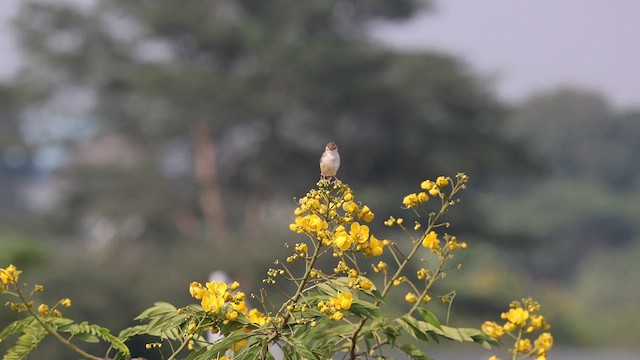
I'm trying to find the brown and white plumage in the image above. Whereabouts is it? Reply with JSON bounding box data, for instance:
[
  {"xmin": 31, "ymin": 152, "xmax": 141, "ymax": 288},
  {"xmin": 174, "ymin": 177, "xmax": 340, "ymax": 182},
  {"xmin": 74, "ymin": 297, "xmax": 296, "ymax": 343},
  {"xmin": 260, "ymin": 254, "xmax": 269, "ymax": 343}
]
[{"xmin": 320, "ymin": 142, "xmax": 340, "ymax": 180}]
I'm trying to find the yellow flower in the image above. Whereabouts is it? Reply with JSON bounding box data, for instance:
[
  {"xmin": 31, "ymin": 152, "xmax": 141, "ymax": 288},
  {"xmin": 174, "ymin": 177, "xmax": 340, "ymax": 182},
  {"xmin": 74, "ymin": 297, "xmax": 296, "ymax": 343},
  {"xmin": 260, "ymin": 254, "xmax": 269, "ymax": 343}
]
[
  {"xmin": 202, "ymin": 293, "xmax": 225, "ymax": 313},
  {"xmin": 350, "ymin": 222, "xmax": 370, "ymax": 244},
  {"xmin": 342, "ymin": 201, "xmax": 359, "ymax": 213},
  {"xmin": 38, "ymin": 304, "xmax": 49, "ymax": 316},
  {"xmin": 336, "ymin": 292, "xmax": 353, "ymax": 310},
  {"xmin": 534, "ymin": 332, "xmax": 553, "ymax": 352},
  {"xmin": 488, "ymin": 356, "xmax": 501, "ymax": 360},
  {"xmin": 248, "ymin": 308, "xmax": 267, "ymax": 326},
  {"xmin": 0, "ymin": 264, "xmax": 21, "ymax": 285},
  {"xmin": 359, "ymin": 277, "xmax": 373, "ymax": 290},
  {"xmin": 420, "ymin": 180, "xmax": 434, "ymax": 190},
  {"xmin": 405, "ymin": 292, "xmax": 417, "ymax": 303},
  {"xmin": 295, "ymin": 243, "xmax": 308, "ymax": 254},
  {"xmin": 436, "ymin": 176, "xmax": 449, "ymax": 187},
  {"xmin": 502, "ymin": 307, "xmax": 529, "ymax": 326},
  {"xmin": 369, "ymin": 235, "xmax": 384, "ymax": 256},
  {"xmin": 417, "ymin": 192, "xmax": 429, "ymax": 203},
  {"xmin": 289, "ymin": 216, "xmax": 307, "ymax": 233},
  {"xmin": 228, "ymin": 281, "xmax": 240, "ymax": 291},
  {"xmin": 307, "ymin": 214, "xmax": 328, "ymax": 232},
  {"xmin": 189, "ymin": 282, "xmax": 205, "ymax": 299},
  {"xmin": 61, "ymin": 298, "xmax": 72, "ymax": 308},
  {"xmin": 207, "ymin": 281, "xmax": 228, "ymax": 298},
  {"xmin": 417, "ymin": 268, "xmax": 429, "ymax": 280},
  {"xmin": 529, "ymin": 314, "xmax": 545, "ymax": 329},
  {"xmin": 403, "ymin": 193, "xmax": 419, "ymax": 208},
  {"xmin": 384, "ymin": 217, "xmax": 396, "ymax": 226},
  {"xmin": 481, "ymin": 321, "xmax": 505, "ymax": 339},
  {"xmin": 201, "ymin": 281, "xmax": 228, "ymax": 313},
  {"xmin": 225, "ymin": 310, "xmax": 238, "ymax": 321},
  {"xmin": 422, "ymin": 231, "xmax": 440, "ymax": 252},
  {"xmin": 373, "ymin": 261, "xmax": 388, "ymax": 273},
  {"xmin": 516, "ymin": 339, "xmax": 532, "ymax": 353},
  {"xmin": 503, "ymin": 322, "xmax": 517, "ymax": 332},
  {"xmin": 334, "ymin": 232, "xmax": 352, "ymax": 251},
  {"xmin": 357, "ymin": 205, "xmax": 375, "ymax": 222},
  {"xmin": 331, "ymin": 311, "xmax": 344, "ymax": 321}
]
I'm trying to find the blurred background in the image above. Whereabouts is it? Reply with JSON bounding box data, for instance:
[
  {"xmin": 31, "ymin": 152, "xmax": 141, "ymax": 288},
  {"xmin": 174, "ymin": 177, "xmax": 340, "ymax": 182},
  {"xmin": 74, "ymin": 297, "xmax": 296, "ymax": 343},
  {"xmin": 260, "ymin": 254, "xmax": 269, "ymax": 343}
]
[{"xmin": 1, "ymin": 0, "xmax": 639, "ymax": 358}]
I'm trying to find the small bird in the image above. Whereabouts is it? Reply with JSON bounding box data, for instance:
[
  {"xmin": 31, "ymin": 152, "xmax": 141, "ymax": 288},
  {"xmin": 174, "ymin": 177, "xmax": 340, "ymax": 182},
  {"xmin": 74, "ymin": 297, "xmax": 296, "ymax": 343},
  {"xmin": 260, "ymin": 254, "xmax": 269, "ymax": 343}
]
[{"xmin": 320, "ymin": 142, "xmax": 340, "ymax": 180}]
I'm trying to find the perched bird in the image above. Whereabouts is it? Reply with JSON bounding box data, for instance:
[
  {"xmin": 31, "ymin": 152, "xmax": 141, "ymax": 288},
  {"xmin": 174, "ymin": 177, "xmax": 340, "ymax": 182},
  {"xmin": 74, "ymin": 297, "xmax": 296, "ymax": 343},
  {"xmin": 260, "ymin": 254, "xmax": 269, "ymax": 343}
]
[{"xmin": 320, "ymin": 142, "xmax": 340, "ymax": 180}]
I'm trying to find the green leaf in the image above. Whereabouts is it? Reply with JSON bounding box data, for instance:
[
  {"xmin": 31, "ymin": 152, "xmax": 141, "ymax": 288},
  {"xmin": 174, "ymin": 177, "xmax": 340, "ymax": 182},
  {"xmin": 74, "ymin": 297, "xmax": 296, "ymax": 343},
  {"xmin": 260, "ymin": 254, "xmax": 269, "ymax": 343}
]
[
  {"xmin": 315, "ymin": 282, "xmax": 338, "ymax": 297},
  {"xmin": 416, "ymin": 308, "xmax": 442, "ymax": 330},
  {"xmin": 397, "ymin": 316, "xmax": 429, "ymax": 341},
  {"xmin": 3, "ymin": 325, "xmax": 47, "ymax": 360},
  {"xmin": 236, "ymin": 343, "xmax": 261, "ymax": 360},
  {"xmin": 289, "ymin": 338, "xmax": 319, "ymax": 360},
  {"xmin": 133, "ymin": 302, "xmax": 187, "ymax": 340},
  {"xmin": 439, "ymin": 325, "xmax": 474, "ymax": 342},
  {"xmin": 398, "ymin": 343, "xmax": 433, "ymax": 360},
  {"xmin": 118, "ymin": 325, "xmax": 148, "ymax": 340},
  {"xmin": 381, "ymin": 324, "xmax": 400, "ymax": 347},
  {"xmin": 397, "ymin": 315, "xmax": 480, "ymax": 344},
  {"xmin": 57, "ymin": 321, "xmax": 130, "ymax": 354},
  {"xmin": 459, "ymin": 328, "xmax": 499, "ymax": 349},
  {"xmin": 348, "ymin": 299, "xmax": 379, "ymax": 318},
  {"xmin": 73, "ymin": 332, "xmax": 100, "ymax": 343},
  {"xmin": 197, "ymin": 330, "xmax": 247, "ymax": 359},
  {"xmin": 0, "ymin": 321, "xmax": 29, "ymax": 342},
  {"xmin": 135, "ymin": 302, "xmax": 178, "ymax": 320}
]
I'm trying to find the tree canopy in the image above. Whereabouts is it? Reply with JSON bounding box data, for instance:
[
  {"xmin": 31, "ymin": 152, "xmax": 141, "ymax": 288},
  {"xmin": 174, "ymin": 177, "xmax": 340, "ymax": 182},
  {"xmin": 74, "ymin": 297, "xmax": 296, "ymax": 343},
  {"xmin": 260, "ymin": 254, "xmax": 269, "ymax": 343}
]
[{"xmin": 10, "ymin": 0, "xmax": 534, "ymax": 245}]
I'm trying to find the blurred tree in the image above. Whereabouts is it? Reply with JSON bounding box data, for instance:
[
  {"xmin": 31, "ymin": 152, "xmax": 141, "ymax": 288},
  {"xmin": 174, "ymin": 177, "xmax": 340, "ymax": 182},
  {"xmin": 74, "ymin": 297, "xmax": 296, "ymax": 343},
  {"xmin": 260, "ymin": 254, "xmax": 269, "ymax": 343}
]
[
  {"xmin": 508, "ymin": 88, "xmax": 640, "ymax": 188},
  {"xmin": 481, "ymin": 88, "xmax": 640, "ymax": 278},
  {"xmin": 12, "ymin": 0, "xmax": 535, "ymax": 247}
]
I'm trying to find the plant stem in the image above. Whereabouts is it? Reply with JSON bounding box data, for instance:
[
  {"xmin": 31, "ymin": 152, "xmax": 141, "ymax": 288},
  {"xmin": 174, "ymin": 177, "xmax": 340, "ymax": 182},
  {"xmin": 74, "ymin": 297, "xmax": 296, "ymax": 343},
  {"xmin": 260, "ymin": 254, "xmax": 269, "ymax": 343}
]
[
  {"xmin": 166, "ymin": 337, "xmax": 191, "ymax": 360},
  {"xmin": 279, "ymin": 237, "xmax": 323, "ymax": 326},
  {"xmin": 15, "ymin": 287, "xmax": 104, "ymax": 360},
  {"xmin": 346, "ymin": 180, "xmax": 464, "ymax": 359}
]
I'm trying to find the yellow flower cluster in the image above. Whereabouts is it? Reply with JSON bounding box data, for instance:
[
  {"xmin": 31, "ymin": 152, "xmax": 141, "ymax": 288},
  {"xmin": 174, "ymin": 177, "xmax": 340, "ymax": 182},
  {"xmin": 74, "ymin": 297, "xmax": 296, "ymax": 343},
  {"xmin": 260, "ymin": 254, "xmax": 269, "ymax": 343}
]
[
  {"xmin": 483, "ymin": 298, "xmax": 553, "ymax": 360},
  {"xmin": 420, "ymin": 176, "xmax": 449, "ymax": 196},
  {"xmin": 0, "ymin": 264, "xmax": 21, "ymax": 287},
  {"xmin": 289, "ymin": 182, "xmax": 388, "ymax": 257},
  {"xmin": 189, "ymin": 280, "xmax": 266, "ymax": 326},
  {"xmin": 404, "ymin": 292, "xmax": 431, "ymax": 304},
  {"xmin": 421, "ymin": 231, "xmax": 467, "ymax": 256},
  {"xmin": 402, "ymin": 192, "xmax": 429, "ymax": 208},
  {"xmin": 36, "ymin": 298, "xmax": 70, "ymax": 318},
  {"xmin": 317, "ymin": 292, "xmax": 353, "ymax": 321}
]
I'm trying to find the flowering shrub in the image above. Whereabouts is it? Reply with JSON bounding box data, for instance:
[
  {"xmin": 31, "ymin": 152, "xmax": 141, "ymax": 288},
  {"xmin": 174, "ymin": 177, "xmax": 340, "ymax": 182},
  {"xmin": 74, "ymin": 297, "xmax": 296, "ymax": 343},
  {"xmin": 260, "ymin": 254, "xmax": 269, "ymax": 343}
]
[
  {"xmin": 1, "ymin": 174, "xmax": 552, "ymax": 360},
  {"xmin": 483, "ymin": 298, "xmax": 553, "ymax": 360}
]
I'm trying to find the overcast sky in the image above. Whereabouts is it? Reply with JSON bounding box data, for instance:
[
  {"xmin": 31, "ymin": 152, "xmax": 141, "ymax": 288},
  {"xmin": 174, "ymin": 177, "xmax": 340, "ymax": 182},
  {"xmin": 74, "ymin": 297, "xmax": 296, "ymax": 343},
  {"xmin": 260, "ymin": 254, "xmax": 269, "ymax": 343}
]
[
  {"xmin": 371, "ymin": 0, "xmax": 640, "ymax": 109},
  {"xmin": 1, "ymin": 0, "xmax": 639, "ymax": 109}
]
